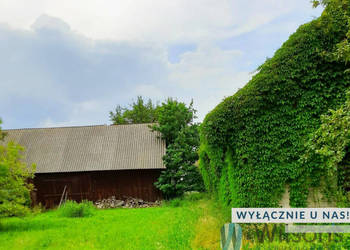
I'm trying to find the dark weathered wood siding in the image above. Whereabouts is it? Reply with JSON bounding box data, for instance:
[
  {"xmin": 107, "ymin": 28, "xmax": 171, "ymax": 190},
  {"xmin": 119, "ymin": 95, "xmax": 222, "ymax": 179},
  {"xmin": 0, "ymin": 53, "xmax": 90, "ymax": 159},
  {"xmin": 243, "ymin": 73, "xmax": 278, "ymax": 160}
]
[{"xmin": 33, "ymin": 169, "xmax": 162, "ymax": 208}]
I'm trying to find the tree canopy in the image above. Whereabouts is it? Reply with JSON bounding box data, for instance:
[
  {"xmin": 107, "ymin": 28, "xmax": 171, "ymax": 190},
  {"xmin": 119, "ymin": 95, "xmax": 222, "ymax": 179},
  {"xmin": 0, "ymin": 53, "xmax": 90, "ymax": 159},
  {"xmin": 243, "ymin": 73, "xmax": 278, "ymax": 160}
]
[
  {"xmin": 151, "ymin": 98, "xmax": 196, "ymax": 145},
  {"xmin": 313, "ymin": 0, "xmax": 350, "ymax": 67},
  {"xmin": 151, "ymin": 99, "xmax": 203, "ymax": 198},
  {"xmin": 109, "ymin": 96, "xmax": 158, "ymax": 125},
  {"xmin": 0, "ymin": 119, "xmax": 35, "ymax": 217}
]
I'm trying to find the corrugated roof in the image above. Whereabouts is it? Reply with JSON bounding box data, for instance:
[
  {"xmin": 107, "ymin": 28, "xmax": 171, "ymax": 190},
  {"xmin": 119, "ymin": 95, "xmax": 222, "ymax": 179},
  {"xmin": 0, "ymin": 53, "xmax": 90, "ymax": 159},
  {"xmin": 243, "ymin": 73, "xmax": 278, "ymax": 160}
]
[{"xmin": 2, "ymin": 124, "xmax": 166, "ymax": 173}]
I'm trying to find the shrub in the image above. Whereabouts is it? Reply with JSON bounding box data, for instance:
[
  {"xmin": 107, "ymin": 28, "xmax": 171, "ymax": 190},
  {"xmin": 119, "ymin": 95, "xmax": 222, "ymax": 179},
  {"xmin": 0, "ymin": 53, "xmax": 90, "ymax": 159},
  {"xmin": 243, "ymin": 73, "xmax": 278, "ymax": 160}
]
[
  {"xmin": 163, "ymin": 192, "xmax": 206, "ymax": 207},
  {"xmin": 166, "ymin": 198, "xmax": 182, "ymax": 208},
  {"xmin": 58, "ymin": 200, "xmax": 95, "ymax": 218},
  {"xmin": 199, "ymin": 1, "xmax": 350, "ymax": 207},
  {"xmin": 183, "ymin": 192, "xmax": 205, "ymax": 202},
  {"xmin": 0, "ymin": 139, "xmax": 35, "ymax": 218},
  {"xmin": 32, "ymin": 203, "xmax": 45, "ymax": 215}
]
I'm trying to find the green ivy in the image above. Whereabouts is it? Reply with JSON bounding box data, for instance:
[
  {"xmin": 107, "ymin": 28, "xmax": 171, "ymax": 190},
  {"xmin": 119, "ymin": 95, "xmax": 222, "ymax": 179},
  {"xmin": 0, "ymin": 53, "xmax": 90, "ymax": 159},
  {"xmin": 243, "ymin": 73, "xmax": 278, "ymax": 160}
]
[
  {"xmin": 303, "ymin": 91, "xmax": 350, "ymax": 205},
  {"xmin": 199, "ymin": 2, "xmax": 350, "ymax": 207}
]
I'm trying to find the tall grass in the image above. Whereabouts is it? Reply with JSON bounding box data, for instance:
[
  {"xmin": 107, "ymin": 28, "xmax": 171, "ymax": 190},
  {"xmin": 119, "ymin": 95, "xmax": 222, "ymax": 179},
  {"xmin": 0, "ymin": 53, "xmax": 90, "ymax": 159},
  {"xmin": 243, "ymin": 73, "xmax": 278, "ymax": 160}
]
[
  {"xmin": 57, "ymin": 200, "xmax": 95, "ymax": 218},
  {"xmin": 0, "ymin": 194, "xmax": 226, "ymax": 250}
]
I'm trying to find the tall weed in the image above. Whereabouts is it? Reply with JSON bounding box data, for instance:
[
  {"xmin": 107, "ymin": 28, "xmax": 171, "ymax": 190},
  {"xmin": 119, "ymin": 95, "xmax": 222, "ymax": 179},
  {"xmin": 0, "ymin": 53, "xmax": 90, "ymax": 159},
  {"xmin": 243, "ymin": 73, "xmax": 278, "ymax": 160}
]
[{"xmin": 58, "ymin": 200, "xmax": 95, "ymax": 218}]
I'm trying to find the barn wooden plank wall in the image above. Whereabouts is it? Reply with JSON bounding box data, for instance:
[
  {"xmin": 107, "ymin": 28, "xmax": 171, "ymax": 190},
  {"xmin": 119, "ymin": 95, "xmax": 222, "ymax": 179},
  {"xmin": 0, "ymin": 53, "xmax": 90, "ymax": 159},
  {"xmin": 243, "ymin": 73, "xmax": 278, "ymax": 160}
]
[{"xmin": 33, "ymin": 169, "xmax": 162, "ymax": 208}]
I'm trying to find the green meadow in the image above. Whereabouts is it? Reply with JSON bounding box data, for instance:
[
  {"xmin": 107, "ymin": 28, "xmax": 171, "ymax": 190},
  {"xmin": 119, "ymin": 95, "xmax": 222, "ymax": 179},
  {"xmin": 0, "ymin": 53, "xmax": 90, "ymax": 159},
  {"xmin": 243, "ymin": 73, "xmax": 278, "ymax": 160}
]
[{"xmin": 0, "ymin": 196, "xmax": 227, "ymax": 250}]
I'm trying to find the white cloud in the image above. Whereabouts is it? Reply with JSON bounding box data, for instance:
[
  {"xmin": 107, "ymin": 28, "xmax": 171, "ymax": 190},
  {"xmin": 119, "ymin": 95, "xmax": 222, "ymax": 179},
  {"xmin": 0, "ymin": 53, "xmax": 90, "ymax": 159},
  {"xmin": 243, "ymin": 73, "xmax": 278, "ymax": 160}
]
[
  {"xmin": 0, "ymin": 1, "xmax": 324, "ymax": 128},
  {"xmin": 170, "ymin": 45, "xmax": 244, "ymax": 88},
  {"xmin": 133, "ymin": 84, "xmax": 165, "ymax": 100},
  {"xmin": 0, "ymin": 16, "xmax": 253, "ymax": 127},
  {"xmin": 38, "ymin": 118, "xmax": 80, "ymax": 128},
  {"xmin": 0, "ymin": 0, "xmax": 318, "ymax": 43},
  {"xmin": 38, "ymin": 100, "xmax": 106, "ymax": 128},
  {"xmin": 168, "ymin": 45, "xmax": 253, "ymax": 120},
  {"xmin": 0, "ymin": 17, "xmax": 170, "ymax": 128}
]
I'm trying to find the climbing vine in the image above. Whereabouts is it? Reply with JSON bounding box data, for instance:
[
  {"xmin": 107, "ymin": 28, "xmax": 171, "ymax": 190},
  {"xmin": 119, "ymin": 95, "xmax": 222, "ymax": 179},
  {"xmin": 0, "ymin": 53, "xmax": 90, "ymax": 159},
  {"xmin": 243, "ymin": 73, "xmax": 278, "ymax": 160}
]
[
  {"xmin": 303, "ymin": 91, "xmax": 350, "ymax": 205},
  {"xmin": 199, "ymin": 0, "xmax": 350, "ymax": 207}
]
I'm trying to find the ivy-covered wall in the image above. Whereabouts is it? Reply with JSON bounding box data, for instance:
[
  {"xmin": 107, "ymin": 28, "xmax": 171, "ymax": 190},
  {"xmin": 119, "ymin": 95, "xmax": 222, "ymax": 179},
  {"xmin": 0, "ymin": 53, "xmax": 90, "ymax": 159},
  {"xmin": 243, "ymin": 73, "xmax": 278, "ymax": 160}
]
[{"xmin": 199, "ymin": 3, "xmax": 350, "ymax": 208}]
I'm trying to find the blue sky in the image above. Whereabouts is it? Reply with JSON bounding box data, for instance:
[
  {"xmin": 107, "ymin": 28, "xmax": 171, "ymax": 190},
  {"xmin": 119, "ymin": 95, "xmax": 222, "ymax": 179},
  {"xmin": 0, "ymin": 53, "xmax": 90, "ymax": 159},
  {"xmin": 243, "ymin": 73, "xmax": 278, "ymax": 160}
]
[{"xmin": 0, "ymin": 0, "xmax": 323, "ymax": 129}]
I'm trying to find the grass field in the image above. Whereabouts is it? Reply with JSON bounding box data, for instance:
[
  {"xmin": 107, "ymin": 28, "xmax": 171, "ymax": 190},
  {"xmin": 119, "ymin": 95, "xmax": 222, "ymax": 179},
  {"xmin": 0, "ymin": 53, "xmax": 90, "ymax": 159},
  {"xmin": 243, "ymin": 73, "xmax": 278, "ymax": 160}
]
[
  {"xmin": 3, "ymin": 196, "xmax": 350, "ymax": 250},
  {"xmin": 0, "ymin": 195, "xmax": 228, "ymax": 250}
]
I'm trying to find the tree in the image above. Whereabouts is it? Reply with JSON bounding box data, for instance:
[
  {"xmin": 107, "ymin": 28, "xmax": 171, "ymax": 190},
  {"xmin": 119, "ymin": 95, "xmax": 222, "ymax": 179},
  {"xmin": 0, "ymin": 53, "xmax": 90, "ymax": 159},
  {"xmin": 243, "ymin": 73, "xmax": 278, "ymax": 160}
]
[
  {"xmin": 0, "ymin": 119, "xmax": 6, "ymax": 141},
  {"xmin": 0, "ymin": 118, "xmax": 35, "ymax": 217},
  {"xmin": 312, "ymin": 0, "xmax": 331, "ymax": 8},
  {"xmin": 155, "ymin": 125, "xmax": 204, "ymax": 198},
  {"xmin": 109, "ymin": 96, "xmax": 158, "ymax": 125},
  {"xmin": 151, "ymin": 100, "xmax": 203, "ymax": 198},
  {"xmin": 0, "ymin": 142, "xmax": 35, "ymax": 217},
  {"xmin": 151, "ymin": 98, "xmax": 196, "ymax": 145},
  {"xmin": 313, "ymin": 0, "xmax": 350, "ymax": 68}
]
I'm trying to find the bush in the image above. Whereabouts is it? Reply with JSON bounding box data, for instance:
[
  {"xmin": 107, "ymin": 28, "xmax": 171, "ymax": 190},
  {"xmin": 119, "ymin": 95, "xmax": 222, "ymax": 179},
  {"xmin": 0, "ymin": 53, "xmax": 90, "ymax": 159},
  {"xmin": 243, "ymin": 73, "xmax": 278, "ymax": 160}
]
[
  {"xmin": 58, "ymin": 200, "xmax": 95, "ymax": 218},
  {"xmin": 163, "ymin": 192, "xmax": 206, "ymax": 207},
  {"xmin": 166, "ymin": 198, "xmax": 182, "ymax": 207},
  {"xmin": 199, "ymin": 1, "xmax": 350, "ymax": 207},
  {"xmin": 183, "ymin": 192, "xmax": 205, "ymax": 202},
  {"xmin": 32, "ymin": 203, "xmax": 45, "ymax": 215},
  {"xmin": 0, "ymin": 140, "xmax": 35, "ymax": 218}
]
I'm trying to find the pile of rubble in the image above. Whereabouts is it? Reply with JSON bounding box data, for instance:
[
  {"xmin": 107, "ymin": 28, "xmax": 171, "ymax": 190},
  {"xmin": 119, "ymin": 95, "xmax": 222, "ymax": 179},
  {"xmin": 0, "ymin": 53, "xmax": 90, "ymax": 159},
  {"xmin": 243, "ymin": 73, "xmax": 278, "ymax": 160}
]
[{"xmin": 94, "ymin": 196, "xmax": 161, "ymax": 209}]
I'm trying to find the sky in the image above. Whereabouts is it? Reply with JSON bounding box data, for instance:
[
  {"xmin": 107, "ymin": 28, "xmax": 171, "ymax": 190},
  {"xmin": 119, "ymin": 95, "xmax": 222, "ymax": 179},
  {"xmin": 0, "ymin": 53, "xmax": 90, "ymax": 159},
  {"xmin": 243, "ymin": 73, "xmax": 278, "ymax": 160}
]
[{"xmin": 0, "ymin": 0, "xmax": 323, "ymax": 129}]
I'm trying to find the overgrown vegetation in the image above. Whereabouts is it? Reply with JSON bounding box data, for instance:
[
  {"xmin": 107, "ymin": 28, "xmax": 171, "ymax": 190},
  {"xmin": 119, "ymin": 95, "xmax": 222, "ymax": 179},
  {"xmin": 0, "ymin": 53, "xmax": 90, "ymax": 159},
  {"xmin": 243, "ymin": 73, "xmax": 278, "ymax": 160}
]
[
  {"xmin": 109, "ymin": 96, "xmax": 158, "ymax": 125},
  {"xmin": 312, "ymin": 0, "xmax": 350, "ymax": 67},
  {"xmin": 0, "ymin": 194, "xmax": 226, "ymax": 250},
  {"xmin": 57, "ymin": 200, "xmax": 95, "ymax": 218},
  {"xmin": 199, "ymin": 0, "xmax": 350, "ymax": 207},
  {"xmin": 303, "ymin": 91, "xmax": 350, "ymax": 205},
  {"xmin": 0, "ymin": 119, "xmax": 36, "ymax": 217}
]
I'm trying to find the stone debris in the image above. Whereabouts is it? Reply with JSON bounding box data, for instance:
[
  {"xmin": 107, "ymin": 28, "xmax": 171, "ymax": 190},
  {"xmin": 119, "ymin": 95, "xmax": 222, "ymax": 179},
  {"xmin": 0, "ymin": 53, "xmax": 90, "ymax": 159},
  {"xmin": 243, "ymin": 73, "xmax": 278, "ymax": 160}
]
[{"xmin": 94, "ymin": 196, "xmax": 161, "ymax": 209}]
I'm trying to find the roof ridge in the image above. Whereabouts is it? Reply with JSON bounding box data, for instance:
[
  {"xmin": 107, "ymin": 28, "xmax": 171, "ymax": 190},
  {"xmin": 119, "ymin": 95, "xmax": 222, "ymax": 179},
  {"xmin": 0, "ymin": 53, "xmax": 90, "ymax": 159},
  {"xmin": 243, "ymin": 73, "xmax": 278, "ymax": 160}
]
[{"xmin": 3, "ymin": 123, "xmax": 157, "ymax": 131}]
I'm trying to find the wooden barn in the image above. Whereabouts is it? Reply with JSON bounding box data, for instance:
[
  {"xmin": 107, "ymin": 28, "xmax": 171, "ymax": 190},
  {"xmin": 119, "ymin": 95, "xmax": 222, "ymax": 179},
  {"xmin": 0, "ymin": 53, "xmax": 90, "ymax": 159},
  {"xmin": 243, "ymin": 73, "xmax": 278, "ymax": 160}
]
[{"xmin": 3, "ymin": 124, "xmax": 166, "ymax": 208}]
